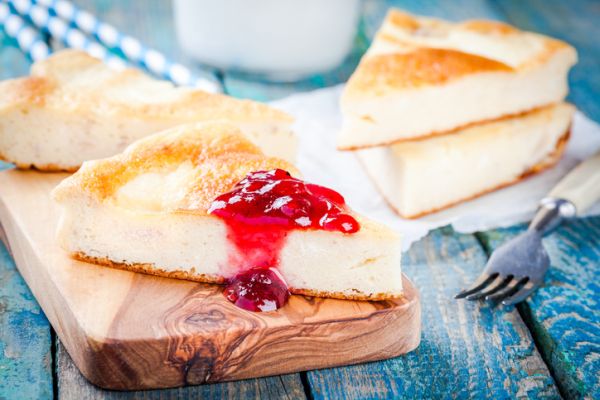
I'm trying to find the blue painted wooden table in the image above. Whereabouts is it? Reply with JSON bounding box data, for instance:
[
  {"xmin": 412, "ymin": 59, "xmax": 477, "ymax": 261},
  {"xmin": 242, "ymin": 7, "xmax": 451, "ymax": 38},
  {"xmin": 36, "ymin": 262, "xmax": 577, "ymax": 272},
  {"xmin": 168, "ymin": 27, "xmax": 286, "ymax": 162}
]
[{"xmin": 1, "ymin": 1, "xmax": 599, "ymax": 399}]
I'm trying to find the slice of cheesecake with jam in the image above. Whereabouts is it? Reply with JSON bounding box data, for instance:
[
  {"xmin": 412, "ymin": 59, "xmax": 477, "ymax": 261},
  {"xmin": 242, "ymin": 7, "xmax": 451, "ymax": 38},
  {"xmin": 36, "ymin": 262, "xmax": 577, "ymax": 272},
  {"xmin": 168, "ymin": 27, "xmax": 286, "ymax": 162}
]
[{"xmin": 52, "ymin": 121, "xmax": 402, "ymax": 311}]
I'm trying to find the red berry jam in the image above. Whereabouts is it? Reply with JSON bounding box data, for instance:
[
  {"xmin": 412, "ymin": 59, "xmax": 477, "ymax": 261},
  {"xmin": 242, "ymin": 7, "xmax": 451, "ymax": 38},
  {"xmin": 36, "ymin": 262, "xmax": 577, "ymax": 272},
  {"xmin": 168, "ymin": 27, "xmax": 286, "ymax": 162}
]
[
  {"xmin": 209, "ymin": 169, "xmax": 360, "ymax": 312},
  {"xmin": 224, "ymin": 267, "xmax": 289, "ymax": 312}
]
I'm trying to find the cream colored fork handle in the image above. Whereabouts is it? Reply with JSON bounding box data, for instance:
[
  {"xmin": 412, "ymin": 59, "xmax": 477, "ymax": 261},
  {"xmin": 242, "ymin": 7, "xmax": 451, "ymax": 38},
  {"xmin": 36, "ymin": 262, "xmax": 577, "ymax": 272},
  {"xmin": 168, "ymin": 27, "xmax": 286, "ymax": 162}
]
[{"xmin": 549, "ymin": 150, "xmax": 600, "ymax": 215}]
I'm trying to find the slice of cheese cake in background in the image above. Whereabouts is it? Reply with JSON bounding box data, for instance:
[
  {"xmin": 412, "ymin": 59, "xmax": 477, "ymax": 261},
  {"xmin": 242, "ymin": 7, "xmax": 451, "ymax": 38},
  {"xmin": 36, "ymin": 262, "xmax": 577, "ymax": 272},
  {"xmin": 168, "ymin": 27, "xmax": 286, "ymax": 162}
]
[
  {"xmin": 338, "ymin": 10, "xmax": 577, "ymax": 149},
  {"xmin": 357, "ymin": 103, "xmax": 574, "ymax": 218},
  {"xmin": 52, "ymin": 122, "xmax": 402, "ymax": 308},
  {"xmin": 0, "ymin": 50, "xmax": 296, "ymax": 171}
]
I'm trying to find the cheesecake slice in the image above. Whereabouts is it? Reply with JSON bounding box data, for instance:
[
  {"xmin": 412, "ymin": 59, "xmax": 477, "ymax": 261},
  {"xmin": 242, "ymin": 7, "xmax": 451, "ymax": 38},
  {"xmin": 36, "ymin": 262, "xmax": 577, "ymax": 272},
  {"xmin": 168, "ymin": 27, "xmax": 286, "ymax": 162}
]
[
  {"xmin": 0, "ymin": 50, "xmax": 296, "ymax": 171},
  {"xmin": 357, "ymin": 103, "xmax": 574, "ymax": 218},
  {"xmin": 52, "ymin": 122, "xmax": 402, "ymax": 306},
  {"xmin": 338, "ymin": 10, "xmax": 577, "ymax": 149}
]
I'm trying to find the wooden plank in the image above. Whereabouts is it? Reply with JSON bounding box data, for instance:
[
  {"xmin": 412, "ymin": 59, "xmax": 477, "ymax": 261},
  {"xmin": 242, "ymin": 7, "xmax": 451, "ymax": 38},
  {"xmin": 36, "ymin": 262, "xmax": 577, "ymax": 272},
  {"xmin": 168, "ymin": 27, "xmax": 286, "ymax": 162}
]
[
  {"xmin": 0, "ymin": 169, "xmax": 419, "ymax": 390},
  {"xmin": 495, "ymin": 0, "xmax": 600, "ymax": 122},
  {"xmin": 56, "ymin": 340, "xmax": 306, "ymax": 400},
  {"xmin": 306, "ymin": 227, "xmax": 560, "ymax": 399},
  {"xmin": 477, "ymin": 216, "xmax": 600, "ymax": 399},
  {"xmin": 0, "ymin": 238, "xmax": 54, "ymax": 400},
  {"xmin": 0, "ymin": 33, "xmax": 53, "ymax": 400},
  {"xmin": 480, "ymin": 1, "xmax": 600, "ymax": 397}
]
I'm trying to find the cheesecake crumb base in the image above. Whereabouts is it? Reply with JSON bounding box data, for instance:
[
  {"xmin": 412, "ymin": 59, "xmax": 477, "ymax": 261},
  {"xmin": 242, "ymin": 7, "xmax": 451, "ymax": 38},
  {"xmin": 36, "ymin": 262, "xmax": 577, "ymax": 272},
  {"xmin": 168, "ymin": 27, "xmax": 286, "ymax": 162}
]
[
  {"xmin": 71, "ymin": 252, "xmax": 403, "ymax": 302},
  {"xmin": 71, "ymin": 252, "xmax": 227, "ymax": 284},
  {"xmin": 0, "ymin": 152, "xmax": 80, "ymax": 172}
]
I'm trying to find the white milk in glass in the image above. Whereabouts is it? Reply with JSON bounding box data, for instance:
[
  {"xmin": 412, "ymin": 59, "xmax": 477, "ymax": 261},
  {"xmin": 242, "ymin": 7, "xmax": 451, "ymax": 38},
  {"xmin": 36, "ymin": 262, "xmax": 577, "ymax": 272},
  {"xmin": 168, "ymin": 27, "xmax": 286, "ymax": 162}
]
[{"xmin": 174, "ymin": 0, "xmax": 361, "ymax": 80}]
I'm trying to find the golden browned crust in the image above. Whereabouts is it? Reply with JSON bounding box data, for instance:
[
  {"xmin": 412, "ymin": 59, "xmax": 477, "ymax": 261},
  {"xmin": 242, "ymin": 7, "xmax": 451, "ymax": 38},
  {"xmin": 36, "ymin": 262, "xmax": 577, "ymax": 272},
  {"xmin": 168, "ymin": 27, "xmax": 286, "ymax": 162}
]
[
  {"xmin": 387, "ymin": 9, "xmax": 421, "ymax": 31},
  {"xmin": 16, "ymin": 163, "xmax": 78, "ymax": 173},
  {"xmin": 343, "ymin": 9, "xmax": 575, "ymax": 99},
  {"xmin": 31, "ymin": 164, "xmax": 79, "ymax": 173},
  {"xmin": 460, "ymin": 20, "xmax": 520, "ymax": 35},
  {"xmin": 0, "ymin": 50, "xmax": 293, "ymax": 123},
  {"xmin": 289, "ymin": 287, "xmax": 403, "ymax": 301},
  {"xmin": 52, "ymin": 122, "xmax": 297, "ymax": 214},
  {"xmin": 0, "ymin": 76, "xmax": 56, "ymax": 110},
  {"xmin": 0, "ymin": 50, "xmax": 294, "ymax": 173},
  {"xmin": 338, "ymin": 104, "xmax": 551, "ymax": 151},
  {"xmin": 364, "ymin": 129, "xmax": 570, "ymax": 219},
  {"xmin": 346, "ymin": 48, "xmax": 512, "ymax": 95},
  {"xmin": 1, "ymin": 154, "xmax": 80, "ymax": 173},
  {"xmin": 72, "ymin": 252, "xmax": 403, "ymax": 301},
  {"xmin": 388, "ymin": 9, "xmax": 522, "ymax": 37},
  {"xmin": 385, "ymin": 9, "xmax": 571, "ymax": 47}
]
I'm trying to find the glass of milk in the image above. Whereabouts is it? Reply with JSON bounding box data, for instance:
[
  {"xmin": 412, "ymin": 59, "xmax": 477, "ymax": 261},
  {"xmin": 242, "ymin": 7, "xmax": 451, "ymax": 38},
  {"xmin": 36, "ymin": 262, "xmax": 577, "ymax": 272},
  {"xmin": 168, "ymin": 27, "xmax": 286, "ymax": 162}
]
[{"xmin": 173, "ymin": 0, "xmax": 361, "ymax": 81}]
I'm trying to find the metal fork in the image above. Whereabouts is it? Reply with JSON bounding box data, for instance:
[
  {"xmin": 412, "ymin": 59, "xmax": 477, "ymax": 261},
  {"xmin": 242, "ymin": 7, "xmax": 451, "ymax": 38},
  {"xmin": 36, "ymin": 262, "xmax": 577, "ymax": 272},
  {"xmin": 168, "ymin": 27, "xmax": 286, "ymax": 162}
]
[{"xmin": 456, "ymin": 150, "xmax": 600, "ymax": 305}]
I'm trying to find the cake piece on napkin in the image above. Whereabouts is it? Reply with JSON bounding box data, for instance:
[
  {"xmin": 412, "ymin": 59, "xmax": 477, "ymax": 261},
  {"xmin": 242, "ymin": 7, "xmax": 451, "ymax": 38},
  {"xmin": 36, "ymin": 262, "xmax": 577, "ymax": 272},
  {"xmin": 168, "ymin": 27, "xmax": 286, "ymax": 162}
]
[
  {"xmin": 338, "ymin": 10, "xmax": 577, "ymax": 149},
  {"xmin": 357, "ymin": 103, "xmax": 574, "ymax": 218},
  {"xmin": 0, "ymin": 50, "xmax": 296, "ymax": 171}
]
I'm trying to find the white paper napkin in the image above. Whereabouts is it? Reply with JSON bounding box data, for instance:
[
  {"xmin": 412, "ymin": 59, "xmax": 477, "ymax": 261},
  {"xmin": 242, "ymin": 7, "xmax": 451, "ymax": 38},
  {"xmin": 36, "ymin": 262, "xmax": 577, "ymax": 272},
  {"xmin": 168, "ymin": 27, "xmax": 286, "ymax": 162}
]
[{"xmin": 271, "ymin": 85, "xmax": 600, "ymax": 250}]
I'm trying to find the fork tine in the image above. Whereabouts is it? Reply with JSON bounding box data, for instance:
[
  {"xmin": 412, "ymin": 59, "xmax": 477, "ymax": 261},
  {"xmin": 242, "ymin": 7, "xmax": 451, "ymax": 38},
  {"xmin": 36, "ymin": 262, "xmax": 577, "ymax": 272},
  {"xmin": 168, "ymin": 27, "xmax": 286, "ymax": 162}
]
[
  {"xmin": 466, "ymin": 275, "xmax": 512, "ymax": 300},
  {"xmin": 485, "ymin": 277, "xmax": 527, "ymax": 303},
  {"xmin": 502, "ymin": 281, "xmax": 540, "ymax": 306},
  {"xmin": 455, "ymin": 273, "xmax": 497, "ymax": 299}
]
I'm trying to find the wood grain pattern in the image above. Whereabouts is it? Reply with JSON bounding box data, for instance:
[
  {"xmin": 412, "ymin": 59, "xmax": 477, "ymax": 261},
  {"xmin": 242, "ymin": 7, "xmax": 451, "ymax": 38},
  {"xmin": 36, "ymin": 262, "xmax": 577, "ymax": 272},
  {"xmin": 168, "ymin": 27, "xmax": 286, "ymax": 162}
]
[
  {"xmin": 55, "ymin": 341, "xmax": 307, "ymax": 400},
  {"xmin": 0, "ymin": 169, "xmax": 420, "ymax": 390},
  {"xmin": 306, "ymin": 227, "xmax": 560, "ymax": 399},
  {"xmin": 477, "ymin": 217, "xmax": 600, "ymax": 399}
]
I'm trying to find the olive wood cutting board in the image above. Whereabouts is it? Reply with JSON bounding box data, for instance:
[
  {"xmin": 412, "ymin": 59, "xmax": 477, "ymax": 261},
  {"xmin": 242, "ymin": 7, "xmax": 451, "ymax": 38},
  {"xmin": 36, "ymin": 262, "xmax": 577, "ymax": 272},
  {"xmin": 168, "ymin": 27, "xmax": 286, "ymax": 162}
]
[{"xmin": 0, "ymin": 169, "xmax": 421, "ymax": 390}]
